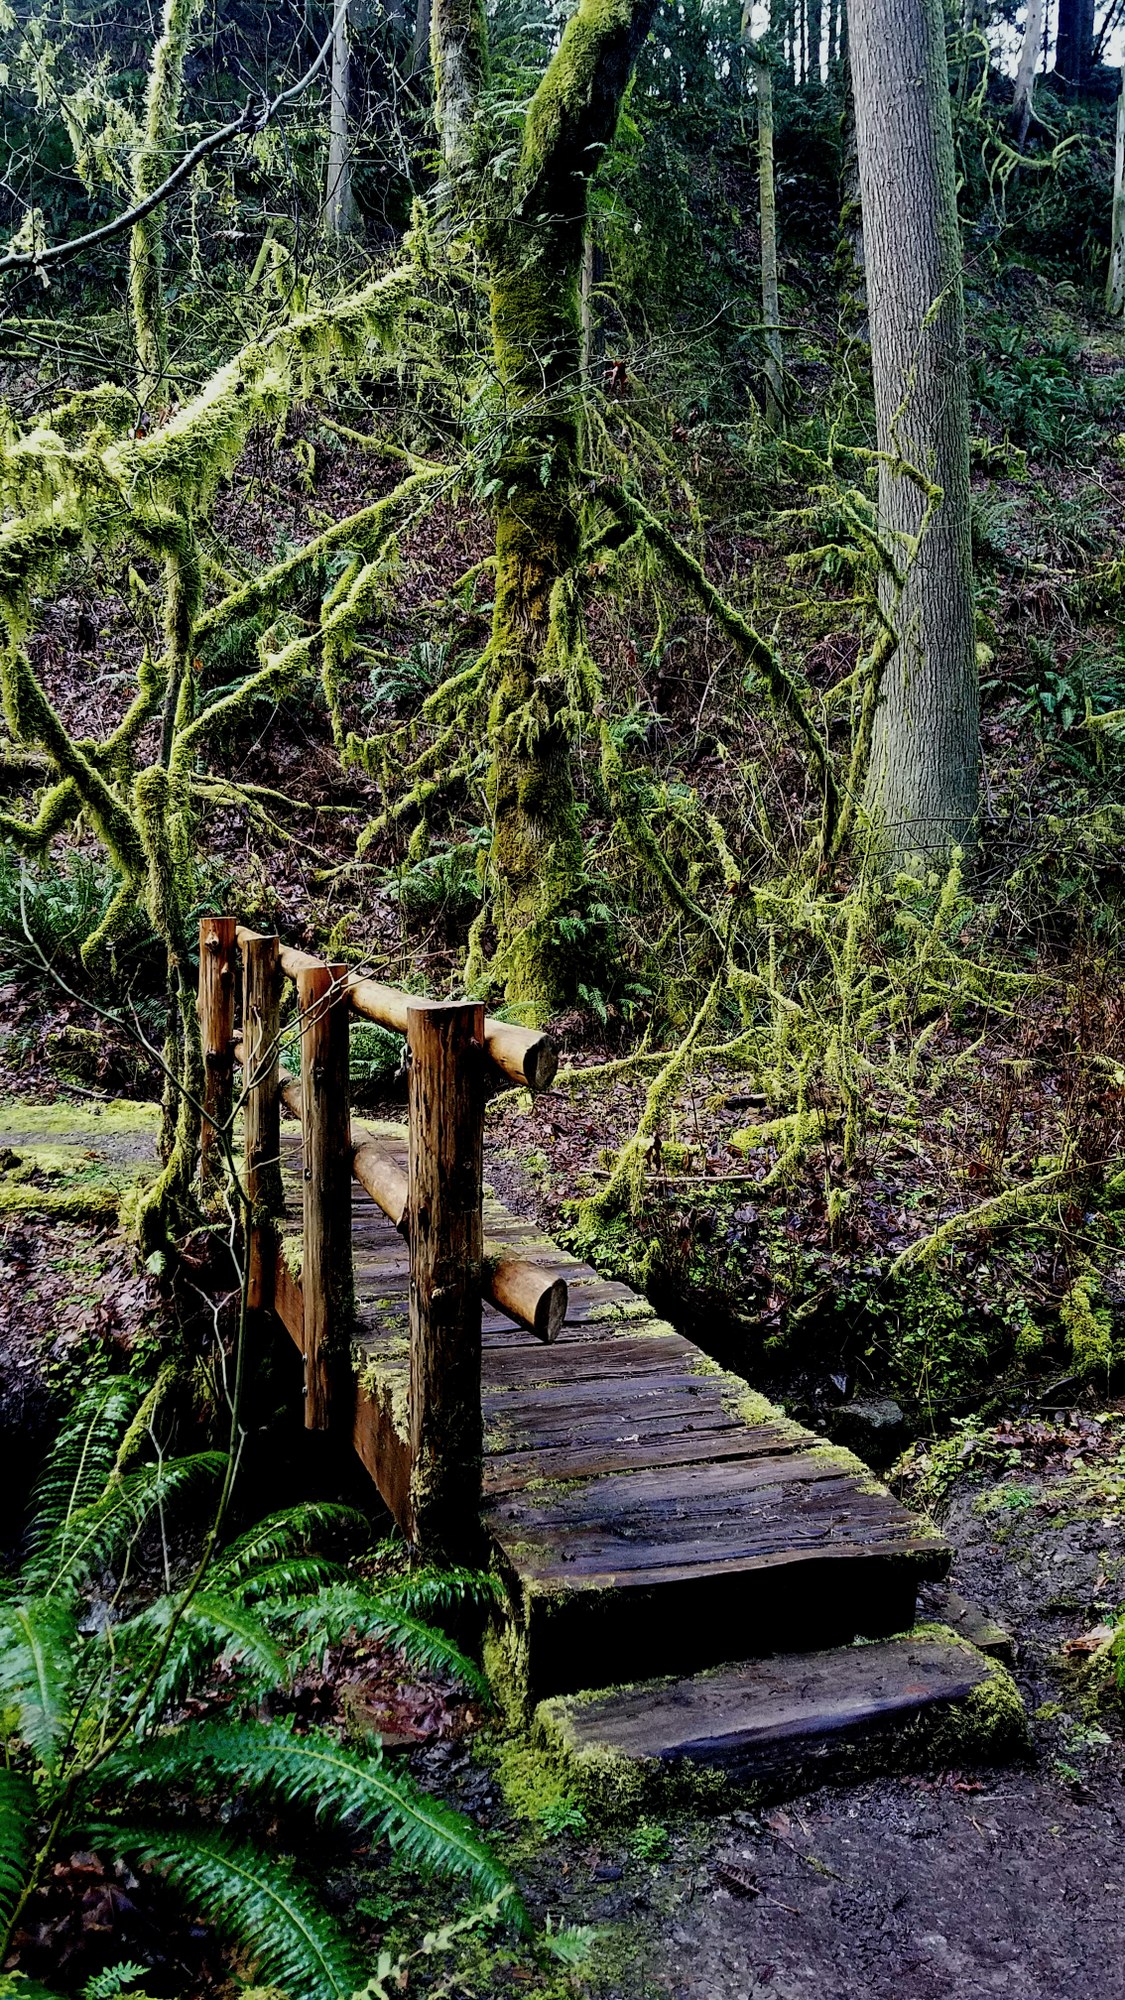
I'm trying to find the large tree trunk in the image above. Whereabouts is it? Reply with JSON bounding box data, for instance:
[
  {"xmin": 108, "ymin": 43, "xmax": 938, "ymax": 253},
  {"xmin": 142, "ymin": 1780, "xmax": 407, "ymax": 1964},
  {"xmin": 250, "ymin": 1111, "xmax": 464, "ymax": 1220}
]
[
  {"xmin": 1011, "ymin": 0, "xmax": 1044, "ymax": 146},
  {"xmin": 432, "ymin": 0, "xmax": 658, "ymax": 1019},
  {"xmin": 1108, "ymin": 66, "xmax": 1125, "ymax": 313},
  {"xmin": 1056, "ymin": 0, "xmax": 1094, "ymax": 89},
  {"xmin": 849, "ymin": 0, "xmax": 979, "ymax": 869},
  {"xmin": 744, "ymin": 33, "xmax": 783, "ymax": 424},
  {"xmin": 324, "ymin": 0, "xmax": 356, "ymax": 235}
]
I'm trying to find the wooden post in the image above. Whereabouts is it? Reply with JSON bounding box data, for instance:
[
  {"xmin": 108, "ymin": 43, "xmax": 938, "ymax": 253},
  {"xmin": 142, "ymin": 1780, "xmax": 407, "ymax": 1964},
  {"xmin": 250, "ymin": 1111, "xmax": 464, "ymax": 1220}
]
[
  {"xmin": 298, "ymin": 962, "xmax": 352, "ymax": 1430},
  {"xmin": 198, "ymin": 916, "xmax": 237, "ymax": 1196},
  {"xmin": 242, "ymin": 932, "xmax": 282, "ymax": 1313},
  {"xmin": 407, "ymin": 1000, "xmax": 485, "ymax": 1558}
]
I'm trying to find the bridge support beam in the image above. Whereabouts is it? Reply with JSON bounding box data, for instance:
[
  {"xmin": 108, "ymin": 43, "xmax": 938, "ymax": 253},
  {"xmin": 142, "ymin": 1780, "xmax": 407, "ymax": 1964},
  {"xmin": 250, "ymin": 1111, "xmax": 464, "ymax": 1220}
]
[
  {"xmin": 197, "ymin": 916, "xmax": 238, "ymax": 1197},
  {"xmin": 407, "ymin": 999, "xmax": 486, "ymax": 1560},
  {"xmin": 242, "ymin": 931, "xmax": 282, "ymax": 1314},
  {"xmin": 298, "ymin": 961, "xmax": 352, "ymax": 1430}
]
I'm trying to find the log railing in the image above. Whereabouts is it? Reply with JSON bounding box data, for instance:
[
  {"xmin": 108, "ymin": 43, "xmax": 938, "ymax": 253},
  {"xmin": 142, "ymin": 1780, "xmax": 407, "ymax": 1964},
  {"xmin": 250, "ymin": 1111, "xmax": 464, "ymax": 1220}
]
[{"xmin": 197, "ymin": 919, "xmax": 563, "ymax": 1551}]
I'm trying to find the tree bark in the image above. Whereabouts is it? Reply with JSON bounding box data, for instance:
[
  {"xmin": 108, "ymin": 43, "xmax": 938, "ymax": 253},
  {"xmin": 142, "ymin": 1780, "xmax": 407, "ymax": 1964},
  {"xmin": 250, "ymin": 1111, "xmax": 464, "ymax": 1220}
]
[
  {"xmin": 1055, "ymin": 0, "xmax": 1094, "ymax": 90},
  {"xmin": 324, "ymin": 0, "xmax": 356, "ymax": 235},
  {"xmin": 849, "ymin": 0, "xmax": 979, "ymax": 868},
  {"xmin": 1011, "ymin": 0, "xmax": 1045, "ymax": 148},
  {"xmin": 1108, "ymin": 66, "xmax": 1125, "ymax": 313},
  {"xmin": 745, "ymin": 38, "xmax": 783, "ymax": 425},
  {"xmin": 432, "ymin": 0, "xmax": 659, "ymax": 1020}
]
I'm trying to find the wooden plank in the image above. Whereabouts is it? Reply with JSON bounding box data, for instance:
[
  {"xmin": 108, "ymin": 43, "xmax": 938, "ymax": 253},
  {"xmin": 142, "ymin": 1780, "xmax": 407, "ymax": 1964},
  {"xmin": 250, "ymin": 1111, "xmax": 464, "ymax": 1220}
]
[
  {"xmin": 273, "ymin": 1246, "xmax": 304, "ymax": 1350},
  {"xmin": 540, "ymin": 1635, "xmax": 996, "ymax": 1767}
]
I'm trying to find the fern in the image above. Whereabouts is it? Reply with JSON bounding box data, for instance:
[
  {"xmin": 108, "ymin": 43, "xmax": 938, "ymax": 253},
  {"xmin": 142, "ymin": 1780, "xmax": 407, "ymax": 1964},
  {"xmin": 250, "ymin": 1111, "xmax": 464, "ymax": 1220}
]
[
  {"xmin": 284, "ymin": 1580, "xmax": 492, "ymax": 1698},
  {"xmin": 26, "ymin": 1378, "xmax": 143, "ymax": 1553},
  {"xmin": 0, "ymin": 1597, "xmax": 77, "ymax": 1772},
  {"xmin": 208, "ymin": 1502, "xmax": 369, "ymax": 1584},
  {"xmin": 104, "ymin": 1720, "xmax": 523, "ymax": 1921},
  {"xmin": 88, "ymin": 1827, "xmax": 361, "ymax": 2000},
  {"xmin": 0, "ymin": 1771, "xmax": 36, "ymax": 1939},
  {"xmin": 25, "ymin": 1453, "xmax": 226, "ymax": 1598},
  {"xmin": 0, "ymin": 1386, "xmax": 520, "ymax": 1989}
]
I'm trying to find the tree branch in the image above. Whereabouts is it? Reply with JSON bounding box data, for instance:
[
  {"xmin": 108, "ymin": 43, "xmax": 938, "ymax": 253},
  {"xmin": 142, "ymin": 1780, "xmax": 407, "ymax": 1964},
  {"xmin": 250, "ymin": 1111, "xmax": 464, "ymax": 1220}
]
[{"xmin": 0, "ymin": 3, "xmax": 346, "ymax": 280}]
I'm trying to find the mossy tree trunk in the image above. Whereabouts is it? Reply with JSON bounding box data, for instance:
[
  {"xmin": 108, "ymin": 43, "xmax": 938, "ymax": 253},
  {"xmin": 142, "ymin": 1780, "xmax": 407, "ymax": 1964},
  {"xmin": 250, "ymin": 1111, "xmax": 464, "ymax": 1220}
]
[
  {"xmin": 130, "ymin": 0, "xmax": 199, "ymax": 410},
  {"xmin": 432, "ymin": 0, "xmax": 659, "ymax": 1022},
  {"xmin": 849, "ymin": 0, "xmax": 979, "ymax": 871}
]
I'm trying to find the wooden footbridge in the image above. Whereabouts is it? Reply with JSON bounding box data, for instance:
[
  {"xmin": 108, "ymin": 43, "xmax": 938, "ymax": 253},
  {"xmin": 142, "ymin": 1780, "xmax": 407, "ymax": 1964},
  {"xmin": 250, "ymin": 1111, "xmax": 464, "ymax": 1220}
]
[{"xmin": 193, "ymin": 918, "xmax": 1024, "ymax": 1785}]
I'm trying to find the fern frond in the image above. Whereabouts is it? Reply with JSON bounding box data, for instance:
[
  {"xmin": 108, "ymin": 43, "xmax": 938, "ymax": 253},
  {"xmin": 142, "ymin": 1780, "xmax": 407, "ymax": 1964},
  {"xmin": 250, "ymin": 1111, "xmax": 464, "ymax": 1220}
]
[
  {"xmin": 228, "ymin": 1555, "xmax": 347, "ymax": 1607},
  {"xmin": 113, "ymin": 1588, "xmax": 289, "ymax": 1720},
  {"xmin": 210, "ymin": 1504, "xmax": 368, "ymax": 1586},
  {"xmin": 0, "ymin": 1768, "xmax": 36, "ymax": 1936},
  {"xmin": 284, "ymin": 1583, "xmax": 490, "ymax": 1699},
  {"xmin": 0, "ymin": 1597, "xmax": 77, "ymax": 1772},
  {"xmin": 372, "ymin": 1566, "xmax": 504, "ymax": 1617},
  {"xmin": 104, "ymin": 1721, "xmax": 524, "ymax": 1922},
  {"xmin": 26, "ymin": 1454, "xmax": 226, "ymax": 1598},
  {"xmin": 82, "ymin": 1826, "xmax": 360, "ymax": 2000},
  {"xmin": 27, "ymin": 1379, "xmax": 143, "ymax": 1553}
]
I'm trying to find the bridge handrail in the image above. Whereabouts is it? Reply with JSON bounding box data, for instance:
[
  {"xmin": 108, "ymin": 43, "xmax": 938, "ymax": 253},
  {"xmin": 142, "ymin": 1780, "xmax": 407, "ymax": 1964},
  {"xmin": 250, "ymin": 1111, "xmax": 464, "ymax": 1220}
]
[
  {"xmin": 235, "ymin": 925, "xmax": 558, "ymax": 1093},
  {"xmin": 201, "ymin": 920, "xmax": 564, "ymax": 1553}
]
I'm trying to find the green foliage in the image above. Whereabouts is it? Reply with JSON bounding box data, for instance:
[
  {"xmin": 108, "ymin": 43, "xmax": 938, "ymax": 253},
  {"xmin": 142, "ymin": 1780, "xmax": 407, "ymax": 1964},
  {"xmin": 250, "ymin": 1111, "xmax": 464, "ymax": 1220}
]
[
  {"xmin": 627, "ymin": 1819, "xmax": 669, "ymax": 1861},
  {"xmin": 0, "ymin": 1380, "xmax": 522, "ymax": 1996},
  {"xmin": 386, "ymin": 835, "xmax": 488, "ymax": 924},
  {"xmin": 537, "ymin": 1796, "xmax": 588, "ymax": 1836},
  {"xmin": 349, "ymin": 1022, "xmax": 403, "ymax": 1103},
  {"xmin": 81, "ymin": 1965, "xmax": 150, "ymax": 2000},
  {"xmin": 0, "ymin": 849, "xmax": 150, "ymax": 989},
  {"xmin": 969, "ymin": 320, "xmax": 1107, "ymax": 461}
]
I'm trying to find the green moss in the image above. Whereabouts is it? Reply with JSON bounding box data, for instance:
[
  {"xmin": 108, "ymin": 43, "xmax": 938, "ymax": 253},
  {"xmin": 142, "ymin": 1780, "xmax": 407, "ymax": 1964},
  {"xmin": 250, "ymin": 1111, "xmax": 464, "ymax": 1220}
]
[{"xmin": 1060, "ymin": 1264, "xmax": 1114, "ymax": 1378}]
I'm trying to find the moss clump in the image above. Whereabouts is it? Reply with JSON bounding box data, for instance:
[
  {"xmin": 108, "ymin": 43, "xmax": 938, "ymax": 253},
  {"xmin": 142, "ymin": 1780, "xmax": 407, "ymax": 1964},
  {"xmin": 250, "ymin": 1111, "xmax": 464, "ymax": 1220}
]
[{"xmin": 1060, "ymin": 1263, "xmax": 1114, "ymax": 1378}]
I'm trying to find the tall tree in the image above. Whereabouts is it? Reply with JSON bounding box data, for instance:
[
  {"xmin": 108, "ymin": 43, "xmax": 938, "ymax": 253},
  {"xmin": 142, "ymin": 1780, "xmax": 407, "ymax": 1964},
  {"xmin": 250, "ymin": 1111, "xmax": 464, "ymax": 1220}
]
[
  {"xmin": 1011, "ymin": 0, "xmax": 1045, "ymax": 147},
  {"xmin": 1055, "ymin": 0, "xmax": 1094, "ymax": 88},
  {"xmin": 848, "ymin": 0, "xmax": 979, "ymax": 867},
  {"xmin": 324, "ymin": 0, "xmax": 356, "ymax": 235},
  {"xmin": 431, "ymin": 0, "xmax": 660, "ymax": 1017},
  {"xmin": 1108, "ymin": 63, "xmax": 1125, "ymax": 313}
]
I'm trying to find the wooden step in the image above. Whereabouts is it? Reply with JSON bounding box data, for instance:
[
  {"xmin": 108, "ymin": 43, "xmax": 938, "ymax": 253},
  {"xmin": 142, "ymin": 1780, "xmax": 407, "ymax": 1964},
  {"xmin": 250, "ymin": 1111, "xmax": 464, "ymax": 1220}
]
[{"xmin": 534, "ymin": 1627, "xmax": 1028, "ymax": 1813}]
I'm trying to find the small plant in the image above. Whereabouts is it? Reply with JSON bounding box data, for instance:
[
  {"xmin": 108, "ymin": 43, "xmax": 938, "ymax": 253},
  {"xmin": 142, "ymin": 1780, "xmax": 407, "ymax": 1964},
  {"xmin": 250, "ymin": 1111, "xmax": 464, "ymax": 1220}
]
[
  {"xmin": 537, "ymin": 1796, "xmax": 588, "ymax": 1837},
  {"xmin": 0, "ymin": 1378, "xmax": 522, "ymax": 1999},
  {"xmin": 350, "ymin": 1022, "xmax": 403, "ymax": 1104},
  {"xmin": 82, "ymin": 1967, "xmax": 151, "ymax": 2000},
  {"xmin": 628, "ymin": 1820, "xmax": 670, "ymax": 1861}
]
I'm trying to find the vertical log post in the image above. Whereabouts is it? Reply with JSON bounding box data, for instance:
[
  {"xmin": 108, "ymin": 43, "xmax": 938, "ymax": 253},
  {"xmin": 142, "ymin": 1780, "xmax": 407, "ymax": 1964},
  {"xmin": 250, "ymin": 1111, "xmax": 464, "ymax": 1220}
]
[
  {"xmin": 407, "ymin": 999, "xmax": 486, "ymax": 1559},
  {"xmin": 297, "ymin": 962, "xmax": 352, "ymax": 1430},
  {"xmin": 242, "ymin": 932, "xmax": 282, "ymax": 1313},
  {"xmin": 197, "ymin": 916, "xmax": 238, "ymax": 1196}
]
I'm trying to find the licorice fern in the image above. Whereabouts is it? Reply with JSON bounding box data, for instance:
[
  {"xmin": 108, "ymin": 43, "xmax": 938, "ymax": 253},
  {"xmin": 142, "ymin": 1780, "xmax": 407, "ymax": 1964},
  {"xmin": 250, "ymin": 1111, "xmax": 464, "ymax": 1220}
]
[{"xmin": 0, "ymin": 1381, "xmax": 522, "ymax": 1995}]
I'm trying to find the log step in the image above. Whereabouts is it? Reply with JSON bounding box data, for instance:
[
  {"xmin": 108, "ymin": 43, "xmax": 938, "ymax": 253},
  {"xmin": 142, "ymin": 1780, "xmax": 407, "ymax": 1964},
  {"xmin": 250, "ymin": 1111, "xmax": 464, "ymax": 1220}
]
[{"xmin": 535, "ymin": 1627, "xmax": 1028, "ymax": 1812}]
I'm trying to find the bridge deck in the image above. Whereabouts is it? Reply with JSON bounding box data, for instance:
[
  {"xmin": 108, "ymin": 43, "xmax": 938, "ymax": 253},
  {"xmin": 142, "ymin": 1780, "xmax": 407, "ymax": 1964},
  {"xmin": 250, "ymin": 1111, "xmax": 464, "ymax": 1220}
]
[{"xmin": 277, "ymin": 1122, "xmax": 949, "ymax": 1700}]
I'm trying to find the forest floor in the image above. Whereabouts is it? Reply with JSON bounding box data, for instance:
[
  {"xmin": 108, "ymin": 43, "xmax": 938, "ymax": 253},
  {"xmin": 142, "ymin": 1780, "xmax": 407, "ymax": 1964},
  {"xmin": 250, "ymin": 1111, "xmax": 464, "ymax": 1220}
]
[{"xmin": 2, "ymin": 1110, "xmax": 1124, "ymax": 2000}]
